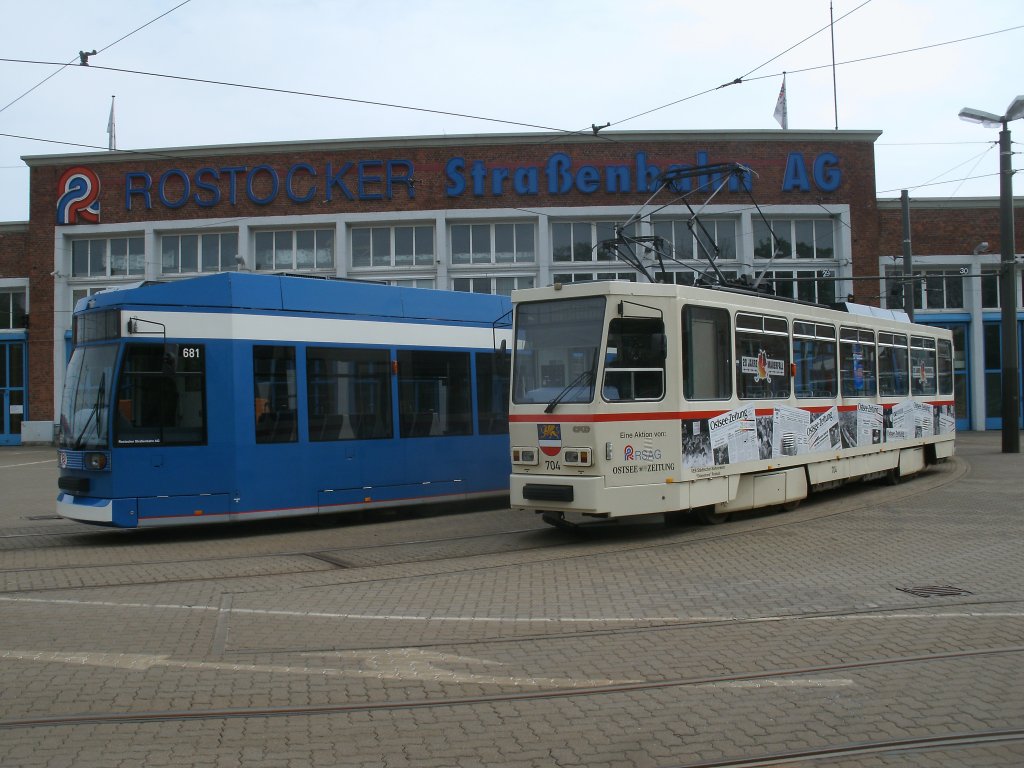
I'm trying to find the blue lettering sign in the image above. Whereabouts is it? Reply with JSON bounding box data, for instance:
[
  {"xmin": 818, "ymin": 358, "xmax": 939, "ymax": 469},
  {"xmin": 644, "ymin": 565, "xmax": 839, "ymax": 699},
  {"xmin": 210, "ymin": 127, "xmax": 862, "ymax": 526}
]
[
  {"xmin": 194, "ymin": 167, "xmax": 221, "ymax": 207},
  {"xmin": 813, "ymin": 152, "xmax": 841, "ymax": 192},
  {"xmin": 782, "ymin": 152, "xmax": 811, "ymax": 191},
  {"xmin": 285, "ymin": 163, "xmax": 316, "ymax": 203},
  {"xmin": 513, "ymin": 167, "xmax": 538, "ymax": 195},
  {"xmin": 247, "ymin": 165, "xmax": 279, "ymax": 205},
  {"xmin": 125, "ymin": 171, "xmax": 152, "ymax": 210},
  {"xmin": 325, "ymin": 162, "xmax": 355, "ymax": 201},
  {"xmin": 357, "ymin": 160, "xmax": 383, "ymax": 200},
  {"xmin": 159, "ymin": 169, "xmax": 190, "ymax": 209},
  {"xmin": 445, "ymin": 157, "xmax": 466, "ymax": 196},
  {"xmin": 387, "ymin": 160, "xmax": 414, "ymax": 199},
  {"xmin": 546, "ymin": 153, "xmax": 573, "ymax": 194}
]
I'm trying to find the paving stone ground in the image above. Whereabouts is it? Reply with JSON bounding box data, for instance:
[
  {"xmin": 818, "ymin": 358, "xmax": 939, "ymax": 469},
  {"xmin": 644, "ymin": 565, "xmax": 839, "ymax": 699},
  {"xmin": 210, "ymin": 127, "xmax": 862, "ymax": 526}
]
[{"xmin": 0, "ymin": 432, "xmax": 1021, "ymax": 767}]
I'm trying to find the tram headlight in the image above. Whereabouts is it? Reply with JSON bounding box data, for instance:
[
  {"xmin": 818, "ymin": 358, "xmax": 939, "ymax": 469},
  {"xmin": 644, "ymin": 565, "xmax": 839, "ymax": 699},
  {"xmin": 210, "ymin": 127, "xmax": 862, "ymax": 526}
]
[
  {"xmin": 85, "ymin": 452, "xmax": 108, "ymax": 470},
  {"xmin": 563, "ymin": 448, "xmax": 592, "ymax": 467},
  {"xmin": 511, "ymin": 447, "xmax": 538, "ymax": 465}
]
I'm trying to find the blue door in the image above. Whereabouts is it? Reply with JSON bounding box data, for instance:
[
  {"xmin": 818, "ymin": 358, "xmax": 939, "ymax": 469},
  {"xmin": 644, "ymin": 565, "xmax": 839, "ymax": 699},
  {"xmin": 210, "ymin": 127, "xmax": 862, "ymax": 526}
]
[
  {"xmin": 982, "ymin": 320, "xmax": 1024, "ymax": 431},
  {"xmin": 0, "ymin": 340, "xmax": 26, "ymax": 446}
]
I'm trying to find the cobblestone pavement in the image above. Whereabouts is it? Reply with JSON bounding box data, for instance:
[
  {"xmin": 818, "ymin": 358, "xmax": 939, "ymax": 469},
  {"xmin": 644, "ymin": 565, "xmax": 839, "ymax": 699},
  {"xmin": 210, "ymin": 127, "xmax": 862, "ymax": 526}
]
[{"xmin": 1, "ymin": 432, "xmax": 1022, "ymax": 767}]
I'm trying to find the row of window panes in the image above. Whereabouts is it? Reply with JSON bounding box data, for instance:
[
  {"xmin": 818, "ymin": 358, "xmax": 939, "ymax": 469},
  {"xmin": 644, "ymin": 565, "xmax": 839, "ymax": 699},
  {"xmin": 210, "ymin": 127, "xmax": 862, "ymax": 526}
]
[
  {"xmin": 653, "ymin": 219, "xmax": 737, "ymax": 261},
  {"xmin": 753, "ymin": 219, "xmax": 835, "ymax": 259},
  {"xmin": 450, "ymin": 223, "xmax": 535, "ymax": 265},
  {"xmin": 682, "ymin": 307, "xmax": 954, "ymax": 401},
  {"xmin": 71, "ymin": 237, "xmax": 145, "ymax": 278},
  {"xmin": 254, "ymin": 229, "xmax": 334, "ymax": 271},
  {"xmin": 0, "ymin": 289, "xmax": 27, "ymax": 330},
  {"xmin": 66, "ymin": 218, "xmax": 842, "ymax": 281},
  {"xmin": 884, "ymin": 268, "xmax": 1018, "ymax": 310},
  {"xmin": 162, "ymin": 232, "xmax": 241, "ymax": 274},
  {"xmin": 453, "ymin": 276, "xmax": 536, "ymax": 296}
]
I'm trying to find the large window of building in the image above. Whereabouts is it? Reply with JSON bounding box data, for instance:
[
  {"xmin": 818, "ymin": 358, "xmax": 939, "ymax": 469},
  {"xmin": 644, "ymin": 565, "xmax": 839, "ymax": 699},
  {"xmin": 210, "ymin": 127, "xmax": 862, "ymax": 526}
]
[
  {"xmin": 652, "ymin": 218, "xmax": 737, "ymax": 261},
  {"xmin": 351, "ymin": 225, "xmax": 433, "ymax": 268},
  {"xmin": 255, "ymin": 229, "xmax": 334, "ymax": 271},
  {"xmin": 552, "ymin": 271, "xmax": 636, "ymax": 285},
  {"xmin": 552, "ymin": 221, "xmax": 636, "ymax": 262},
  {"xmin": 451, "ymin": 223, "xmax": 535, "ymax": 265},
  {"xmin": 0, "ymin": 288, "xmax": 27, "ymax": 329},
  {"xmin": 453, "ymin": 276, "xmax": 535, "ymax": 296},
  {"xmin": 71, "ymin": 236, "xmax": 144, "ymax": 278},
  {"xmin": 762, "ymin": 269, "xmax": 837, "ymax": 304},
  {"xmin": 753, "ymin": 218, "xmax": 835, "ymax": 259},
  {"xmin": 161, "ymin": 232, "xmax": 239, "ymax": 274}
]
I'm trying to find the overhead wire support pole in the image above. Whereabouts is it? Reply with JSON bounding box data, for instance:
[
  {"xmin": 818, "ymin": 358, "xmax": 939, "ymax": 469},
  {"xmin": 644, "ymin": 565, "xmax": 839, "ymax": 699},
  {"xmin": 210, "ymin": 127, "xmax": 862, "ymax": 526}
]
[
  {"xmin": 997, "ymin": 125, "xmax": 1020, "ymax": 453},
  {"xmin": 901, "ymin": 189, "xmax": 914, "ymax": 321}
]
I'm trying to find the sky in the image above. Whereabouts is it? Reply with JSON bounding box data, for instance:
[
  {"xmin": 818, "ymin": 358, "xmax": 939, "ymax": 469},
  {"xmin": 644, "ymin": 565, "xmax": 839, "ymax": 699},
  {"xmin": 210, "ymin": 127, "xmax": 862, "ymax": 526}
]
[{"xmin": 0, "ymin": 0, "xmax": 1021, "ymax": 222}]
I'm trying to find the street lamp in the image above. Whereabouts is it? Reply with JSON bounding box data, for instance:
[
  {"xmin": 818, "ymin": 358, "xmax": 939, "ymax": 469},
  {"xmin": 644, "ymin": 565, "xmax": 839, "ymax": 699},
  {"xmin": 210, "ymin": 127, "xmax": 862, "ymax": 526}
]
[{"xmin": 959, "ymin": 96, "xmax": 1024, "ymax": 453}]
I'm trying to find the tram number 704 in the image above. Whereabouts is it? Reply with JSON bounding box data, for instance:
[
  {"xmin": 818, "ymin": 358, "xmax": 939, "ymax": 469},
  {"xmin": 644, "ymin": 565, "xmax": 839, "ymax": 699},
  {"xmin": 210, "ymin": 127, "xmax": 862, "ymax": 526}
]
[{"xmin": 545, "ymin": 460, "xmax": 561, "ymax": 471}]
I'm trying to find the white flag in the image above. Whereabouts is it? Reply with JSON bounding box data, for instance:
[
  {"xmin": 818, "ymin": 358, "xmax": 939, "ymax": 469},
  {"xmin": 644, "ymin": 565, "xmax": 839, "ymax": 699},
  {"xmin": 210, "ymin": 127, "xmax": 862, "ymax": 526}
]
[
  {"xmin": 107, "ymin": 96, "xmax": 116, "ymax": 150},
  {"xmin": 773, "ymin": 75, "xmax": 788, "ymax": 129}
]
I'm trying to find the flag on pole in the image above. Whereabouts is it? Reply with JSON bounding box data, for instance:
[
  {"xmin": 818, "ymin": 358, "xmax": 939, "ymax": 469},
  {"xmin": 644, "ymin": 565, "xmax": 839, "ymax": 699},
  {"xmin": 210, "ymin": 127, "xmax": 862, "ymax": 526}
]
[
  {"xmin": 107, "ymin": 95, "xmax": 116, "ymax": 150},
  {"xmin": 773, "ymin": 74, "xmax": 788, "ymax": 130}
]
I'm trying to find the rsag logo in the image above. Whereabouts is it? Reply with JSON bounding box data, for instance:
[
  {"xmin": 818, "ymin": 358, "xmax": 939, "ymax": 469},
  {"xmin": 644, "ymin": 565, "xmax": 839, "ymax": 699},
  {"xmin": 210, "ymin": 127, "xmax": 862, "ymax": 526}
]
[
  {"xmin": 57, "ymin": 166, "xmax": 101, "ymax": 224},
  {"xmin": 624, "ymin": 445, "xmax": 662, "ymax": 461}
]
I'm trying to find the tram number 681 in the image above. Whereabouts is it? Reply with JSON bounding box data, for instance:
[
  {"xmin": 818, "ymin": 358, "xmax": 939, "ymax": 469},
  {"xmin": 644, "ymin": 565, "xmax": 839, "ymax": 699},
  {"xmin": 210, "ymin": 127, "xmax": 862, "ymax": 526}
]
[{"xmin": 545, "ymin": 460, "xmax": 561, "ymax": 470}]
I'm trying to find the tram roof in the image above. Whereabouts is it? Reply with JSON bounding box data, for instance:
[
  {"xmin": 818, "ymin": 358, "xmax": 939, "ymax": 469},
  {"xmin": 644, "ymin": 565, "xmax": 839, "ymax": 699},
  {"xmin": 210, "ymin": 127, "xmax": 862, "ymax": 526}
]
[
  {"xmin": 511, "ymin": 280, "xmax": 941, "ymax": 335},
  {"xmin": 79, "ymin": 272, "xmax": 512, "ymax": 326}
]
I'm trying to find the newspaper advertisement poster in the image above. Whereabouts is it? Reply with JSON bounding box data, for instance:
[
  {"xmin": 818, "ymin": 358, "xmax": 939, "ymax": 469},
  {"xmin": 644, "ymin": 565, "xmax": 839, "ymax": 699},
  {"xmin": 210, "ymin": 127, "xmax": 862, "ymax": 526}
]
[
  {"xmin": 771, "ymin": 405, "xmax": 810, "ymax": 457},
  {"xmin": 807, "ymin": 406, "xmax": 841, "ymax": 452},
  {"xmin": 708, "ymin": 405, "xmax": 759, "ymax": 465},
  {"xmin": 857, "ymin": 402, "xmax": 884, "ymax": 446},
  {"xmin": 887, "ymin": 400, "xmax": 915, "ymax": 442},
  {"xmin": 913, "ymin": 400, "xmax": 934, "ymax": 436}
]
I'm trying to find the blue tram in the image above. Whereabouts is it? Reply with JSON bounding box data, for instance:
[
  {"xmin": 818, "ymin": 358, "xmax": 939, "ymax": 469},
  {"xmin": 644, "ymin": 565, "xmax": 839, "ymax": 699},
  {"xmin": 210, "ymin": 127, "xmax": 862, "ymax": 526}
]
[{"xmin": 57, "ymin": 273, "xmax": 512, "ymax": 527}]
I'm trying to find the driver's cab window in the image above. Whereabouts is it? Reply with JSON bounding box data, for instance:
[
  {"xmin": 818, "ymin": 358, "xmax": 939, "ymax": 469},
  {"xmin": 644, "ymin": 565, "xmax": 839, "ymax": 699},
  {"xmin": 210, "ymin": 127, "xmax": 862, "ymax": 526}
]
[{"xmin": 603, "ymin": 317, "xmax": 666, "ymax": 401}]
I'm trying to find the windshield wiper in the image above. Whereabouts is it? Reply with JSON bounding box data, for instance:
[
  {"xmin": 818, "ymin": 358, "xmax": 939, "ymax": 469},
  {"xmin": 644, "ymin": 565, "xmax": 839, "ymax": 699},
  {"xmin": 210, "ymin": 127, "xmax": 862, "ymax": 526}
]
[
  {"xmin": 73, "ymin": 372, "xmax": 105, "ymax": 449},
  {"xmin": 544, "ymin": 368, "xmax": 595, "ymax": 414}
]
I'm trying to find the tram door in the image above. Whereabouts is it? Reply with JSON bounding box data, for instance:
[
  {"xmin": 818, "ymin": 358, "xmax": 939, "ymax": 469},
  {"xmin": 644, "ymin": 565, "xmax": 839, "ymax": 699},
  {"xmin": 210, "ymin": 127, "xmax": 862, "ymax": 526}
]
[
  {"xmin": 931, "ymin": 323, "xmax": 971, "ymax": 432},
  {"xmin": 0, "ymin": 341, "xmax": 26, "ymax": 446}
]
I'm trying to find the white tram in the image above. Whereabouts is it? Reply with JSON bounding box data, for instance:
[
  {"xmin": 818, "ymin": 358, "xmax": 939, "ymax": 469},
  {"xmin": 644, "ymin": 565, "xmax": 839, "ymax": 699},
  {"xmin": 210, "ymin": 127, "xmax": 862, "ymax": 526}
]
[{"xmin": 507, "ymin": 280, "xmax": 955, "ymax": 526}]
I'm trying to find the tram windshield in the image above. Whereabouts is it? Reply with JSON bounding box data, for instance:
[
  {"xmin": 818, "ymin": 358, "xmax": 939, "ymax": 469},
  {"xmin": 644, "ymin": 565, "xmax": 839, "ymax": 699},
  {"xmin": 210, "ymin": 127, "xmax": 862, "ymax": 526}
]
[
  {"xmin": 60, "ymin": 344, "xmax": 118, "ymax": 450},
  {"xmin": 512, "ymin": 296, "xmax": 605, "ymax": 407}
]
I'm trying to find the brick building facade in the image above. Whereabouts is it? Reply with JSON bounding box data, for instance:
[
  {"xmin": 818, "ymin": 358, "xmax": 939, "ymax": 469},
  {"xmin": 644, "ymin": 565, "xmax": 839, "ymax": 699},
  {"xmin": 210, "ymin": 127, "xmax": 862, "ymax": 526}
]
[{"xmin": 1, "ymin": 129, "xmax": 1021, "ymax": 443}]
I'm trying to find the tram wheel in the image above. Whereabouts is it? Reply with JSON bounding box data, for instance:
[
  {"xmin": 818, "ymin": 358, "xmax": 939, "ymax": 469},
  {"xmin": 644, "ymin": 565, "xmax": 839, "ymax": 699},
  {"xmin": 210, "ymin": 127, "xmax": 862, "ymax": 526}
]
[
  {"xmin": 885, "ymin": 467, "xmax": 901, "ymax": 486},
  {"xmin": 693, "ymin": 505, "xmax": 731, "ymax": 525},
  {"xmin": 780, "ymin": 499, "xmax": 802, "ymax": 512}
]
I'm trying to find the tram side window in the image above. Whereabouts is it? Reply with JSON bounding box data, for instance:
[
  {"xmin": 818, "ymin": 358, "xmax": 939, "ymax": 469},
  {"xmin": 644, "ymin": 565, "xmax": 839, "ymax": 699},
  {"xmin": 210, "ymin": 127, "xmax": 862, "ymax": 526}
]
[
  {"xmin": 839, "ymin": 327, "xmax": 877, "ymax": 397},
  {"xmin": 910, "ymin": 336, "xmax": 937, "ymax": 396},
  {"xmin": 735, "ymin": 313, "xmax": 790, "ymax": 399},
  {"xmin": 878, "ymin": 333, "xmax": 909, "ymax": 397},
  {"xmin": 397, "ymin": 350, "xmax": 472, "ymax": 437},
  {"xmin": 306, "ymin": 347, "xmax": 392, "ymax": 441},
  {"xmin": 253, "ymin": 346, "xmax": 298, "ymax": 443},
  {"xmin": 116, "ymin": 343, "xmax": 206, "ymax": 446},
  {"xmin": 603, "ymin": 317, "xmax": 666, "ymax": 401},
  {"xmin": 681, "ymin": 305, "xmax": 731, "ymax": 400},
  {"xmin": 937, "ymin": 339, "xmax": 954, "ymax": 396},
  {"xmin": 475, "ymin": 352, "xmax": 509, "ymax": 435},
  {"xmin": 793, "ymin": 321, "xmax": 837, "ymax": 398}
]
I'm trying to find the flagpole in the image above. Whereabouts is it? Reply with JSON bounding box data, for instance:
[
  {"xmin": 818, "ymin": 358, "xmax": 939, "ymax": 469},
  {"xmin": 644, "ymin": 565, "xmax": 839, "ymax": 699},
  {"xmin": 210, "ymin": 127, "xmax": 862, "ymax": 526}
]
[
  {"xmin": 107, "ymin": 95, "xmax": 116, "ymax": 151},
  {"xmin": 830, "ymin": 2, "xmax": 838, "ymax": 129}
]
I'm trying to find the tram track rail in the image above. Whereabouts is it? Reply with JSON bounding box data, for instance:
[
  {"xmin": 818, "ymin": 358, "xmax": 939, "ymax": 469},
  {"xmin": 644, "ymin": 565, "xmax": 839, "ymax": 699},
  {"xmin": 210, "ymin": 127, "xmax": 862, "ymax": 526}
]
[
  {"xmin": 0, "ymin": 457, "xmax": 967, "ymax": 598},
  {"xmin": 2, "ymin": 644, "xmax": 1020, "ymax": 730}
]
